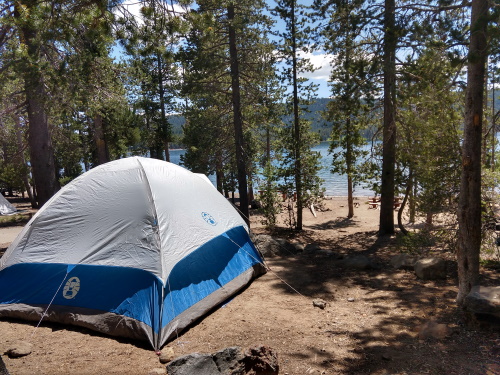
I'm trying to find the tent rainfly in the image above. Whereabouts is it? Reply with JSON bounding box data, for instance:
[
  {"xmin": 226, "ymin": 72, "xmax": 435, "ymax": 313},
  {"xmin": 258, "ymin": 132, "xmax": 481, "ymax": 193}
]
[
  {"xmin": 0, "ymin": 194, "xmax": 16, "ymax": 215},
  {"xmin": 0, "ymin": 157, "xmax": 265, "ymax": 350}
]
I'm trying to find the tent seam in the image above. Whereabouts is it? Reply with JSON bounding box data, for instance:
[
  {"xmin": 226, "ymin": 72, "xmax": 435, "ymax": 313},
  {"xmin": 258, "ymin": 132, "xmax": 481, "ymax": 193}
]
[
  {"xmin": 135, "ymin": 158, "xmax": 164, "ymax": 279},
  {"xmin": 135, "ymin": 158, "xmax": 165, "ymax": 350}
]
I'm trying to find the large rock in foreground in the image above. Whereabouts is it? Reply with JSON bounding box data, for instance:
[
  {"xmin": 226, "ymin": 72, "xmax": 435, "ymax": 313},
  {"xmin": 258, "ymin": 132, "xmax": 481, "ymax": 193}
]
[
  {"xmin": 166, "ymin": 353, "xmax": 220, "ymax": 375},
  {"xmin": 390, "ymin": 254, "xmax": 419, "ymax": 270},
  {"xmin": 463, "ymin": 286, "xmax": 500, "ymax": 330},
  {"xmin": 167, "ymin": 345, "xmax": 279, "ymax": 375},
  {"xmin": 251, "ymin": 234, "xmax": 299, "ymax": 258},
  {"xmin": 414, "ymin": 257, "xmax": 447, "ymax": 280}
]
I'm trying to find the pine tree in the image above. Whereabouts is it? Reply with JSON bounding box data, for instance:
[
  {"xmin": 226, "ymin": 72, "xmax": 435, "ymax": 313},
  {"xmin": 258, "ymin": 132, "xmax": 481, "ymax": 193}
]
[
  {"xmin": 180, "ymin": 0, "xmax": 275, "ymax": 225},
  {"xmin": 397, "ymin": 47, "xmax": 463, "ymax": 233},
  {"xmin": 117, "ymin": 0, "xmax": 185, "ymax": 161},
  {"xmin": 273, "ymin": 0, "xmax": 322, "ymax": 230},
  {"xmin": 11, "ymin": 0, "xmax": 61, "ymax": 206},
  {"xmin": 314, "ymin": 0, "xmax": 378, "ymax": 218}
]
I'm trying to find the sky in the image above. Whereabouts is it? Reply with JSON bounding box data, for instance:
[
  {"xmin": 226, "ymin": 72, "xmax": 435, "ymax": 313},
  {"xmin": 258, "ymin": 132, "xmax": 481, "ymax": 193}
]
[
  {"xmin": 114, "ymin": 0, "xmax": 334, "ymax": 98},
  {"xmin": 297, "ymin": 51, "xmax": 332, "ymax": 98}
]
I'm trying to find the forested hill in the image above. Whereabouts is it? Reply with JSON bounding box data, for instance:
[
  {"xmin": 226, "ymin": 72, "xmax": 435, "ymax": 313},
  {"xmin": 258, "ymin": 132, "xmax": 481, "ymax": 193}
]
[
  {"xmin": 171, "ymin": 93, "xmax": 500, "ymax": 146},
  {"xmin": 170, "ymin": 98, "xmax": 333, "ymax": 144},
  {"xmin": 295, "ymin": 98, "xmax": 332, "ymax": 140}
]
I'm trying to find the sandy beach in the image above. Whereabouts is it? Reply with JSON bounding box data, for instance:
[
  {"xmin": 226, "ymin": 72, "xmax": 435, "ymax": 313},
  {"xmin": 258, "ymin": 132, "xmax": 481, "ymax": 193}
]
[{"xmin": 0, "ymin": 226, "xmax": 23, "ymax": 249}]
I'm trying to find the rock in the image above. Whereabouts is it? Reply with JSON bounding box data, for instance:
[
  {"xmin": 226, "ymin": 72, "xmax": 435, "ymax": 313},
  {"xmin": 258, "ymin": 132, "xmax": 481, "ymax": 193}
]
[
  {"xmin": 5, "ymin": 341, "xmax": 32, "ymax": 358},
  {"xmin": 242, "ymin": 346, "xmax": 279, "ymax": 375},
  {"xmin": 166, "ymin": 353, "xmax": 220, "ymax": 375},
  {"xmin": 167, "ymin": 346, "xmax": 278, "ymax": 375},
  {"xmin": 313, "ymin": 299, "xmax": 327, "ymax": 309},
  {"xmin": 0, "ymin": 355, "xmax": 10, "ymax": 375},
  {"xmin": 159, "ymin": 347, "xmax": 175, "ymax": 364},
  {"xmin": 213, "ymin": 347, "xmax": 245, "ymax": 374},
  {"xmin": 251, "ymin": 235, "xmax": 281, "ymax": 258},
  {"xmin": 251, "ymin": 235, "xmax": 299, "ymax": 257},
  {"xmin": 340, "ymin": 255, "xmax": 372, "ymax": 270},
  {"xmin": 417, "ymin": 320, "xmax": 450, "ymax": 340},
  {"xmin": 414, "ymin": 257, "xmax": 447, "ymax": 280},
  {"xmin": 304, "ymin": 243, "xmax": 321, "ymax": 252},
  {"xmin": 275, "ymin": 238, "xmax": 300, "ymax": 256},
  {"xmin": 317, "ymin": 249, "xmax": 341, "ymax": 257},
  {"xmin": 148, "ymin": 368, "xmax": 166, "ymax": 375},
  {"xmin": 291, "ymin": 242, "xmax": 305, "ymax": 252},
  {"xmin": 390, "ymin": 254, "xmax": 419, "ymax": 270},
  {"xmin": 306, "ymin": 368, "xmax": 321, "ymax": 374},
  {"xmin": 463, "ymin": 286, "xmax": 500, "ymax": 330}
]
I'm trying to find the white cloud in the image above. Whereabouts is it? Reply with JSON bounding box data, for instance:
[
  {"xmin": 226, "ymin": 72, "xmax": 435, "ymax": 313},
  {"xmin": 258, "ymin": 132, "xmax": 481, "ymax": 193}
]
[{"xmin": 297, "ymin": 51, "xmax": 333, "ymax": 81}]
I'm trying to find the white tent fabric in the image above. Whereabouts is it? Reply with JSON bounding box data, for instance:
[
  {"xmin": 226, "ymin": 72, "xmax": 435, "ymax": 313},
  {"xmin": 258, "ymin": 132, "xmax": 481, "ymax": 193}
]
[
  {"xmin": 0, "ymin": 194, "xmax": 16, "ymax": 215},
  {"xmin": 195, "ymin": 173, "xmax": 215, "ymax": 188},
  {"xmin": 0, "ymin": 157, "xmax": 264, "ymax": 350}
]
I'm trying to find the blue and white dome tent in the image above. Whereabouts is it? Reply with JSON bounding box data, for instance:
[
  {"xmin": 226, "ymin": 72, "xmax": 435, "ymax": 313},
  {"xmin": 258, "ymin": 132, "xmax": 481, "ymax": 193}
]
[{"xmin": 0, "ymin": 157, "xmax": 265, "ymax": 350}]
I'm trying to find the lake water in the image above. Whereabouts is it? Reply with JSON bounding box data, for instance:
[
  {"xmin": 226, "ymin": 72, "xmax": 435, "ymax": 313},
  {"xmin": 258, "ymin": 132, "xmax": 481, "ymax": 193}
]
[{"xmin": 169, "ymin": 142, "xmax": 375, "ymax": 197}]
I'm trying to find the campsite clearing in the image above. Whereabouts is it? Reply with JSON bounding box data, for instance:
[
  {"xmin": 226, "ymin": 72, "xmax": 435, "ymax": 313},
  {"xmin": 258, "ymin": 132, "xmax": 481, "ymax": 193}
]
[{"xmin": 0, "ymin": 196, "xmax": 498, "ymax": 375}]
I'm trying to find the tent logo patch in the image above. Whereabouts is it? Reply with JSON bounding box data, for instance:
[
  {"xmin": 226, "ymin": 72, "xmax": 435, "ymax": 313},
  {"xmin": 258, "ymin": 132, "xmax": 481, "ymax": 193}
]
[
  {"xmin": 201, "ymin": 212, "xmax": 217, "ymax": 226},
  {"xmin": 62, "ymin": 277, "xmax": 81, "ymax": 299}
]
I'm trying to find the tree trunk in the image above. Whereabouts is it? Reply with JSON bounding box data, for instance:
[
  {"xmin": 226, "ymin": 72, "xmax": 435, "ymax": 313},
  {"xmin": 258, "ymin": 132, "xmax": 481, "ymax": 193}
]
[
  {"xmin": 379, "ymin": 0, "xmax": 397, "ymax": 236},
  {"xmin": 347, "ymin": 175, "xmax": 354, "ymax": 218},
  {"xmin": 425, "ymin": 212, "xmax": 433, "ymax": 227},
  {"xmin": 16, "ymin": 1, "xmax": 60, "ymax": 207},
  {"xmin": 248, "ymin": 179, "xmax": 254, "ymax": 204},
  {"xmin": 346, "ymin": 118, "xmax": 354, "ymax": 218},
  {"xmin": 228, "ymin": 3, "xmax": 249, "ymax": 225},
  {"xmin": 492, "ymin": 76, "xmax": 496, "ymax": 171},
  {"xmin": 397, "ymin": 169, "xmax": 412, "ymax": 236},
  {"xmin": 291, "ymin": 0, "xmax": 303, "ymax": 230},
  {"xmin": 26, "ymin": 81, "xmax": 60, "ymax": 207},
  {"xmin": 216, "ymin": 152, "xmax": 224, "ymax": 194},
  {"xmin": 482, "ymin": 63, "xmax": 488, "ymax": 165},
  {"xmin": 14, "ymin": 115, "xmax": 36, "ymax": 207},
  {"xmin": 409, "ymin": 179, "xmax": 416, "ymax": 224},
  {"xmin": 92, "ymin": 114, "xmax": 110, "ymax": 165},
  {"xmin": 157, "ymin": 52, "xmax": 170, "ymax": 162},
  {"xmin": 456, "ymin": 0, "xmax": 488, "ymax": 306},
  {"xmin": 25, "ymin": 81, "xmax": 60, "ymax": 207}
]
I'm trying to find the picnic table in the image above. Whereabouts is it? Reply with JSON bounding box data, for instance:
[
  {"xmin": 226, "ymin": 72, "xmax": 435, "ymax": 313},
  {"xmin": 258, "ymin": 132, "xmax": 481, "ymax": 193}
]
[{"xmin": 367, "ymin": 196, "xmax": 402, "ymax": 210}]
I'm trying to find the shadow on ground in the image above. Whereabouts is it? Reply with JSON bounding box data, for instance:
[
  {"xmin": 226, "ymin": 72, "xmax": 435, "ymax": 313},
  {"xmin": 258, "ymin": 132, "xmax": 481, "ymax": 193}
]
[{"xmin": 264, "ymin": 229, "xmax": 500, "ymax": 375}]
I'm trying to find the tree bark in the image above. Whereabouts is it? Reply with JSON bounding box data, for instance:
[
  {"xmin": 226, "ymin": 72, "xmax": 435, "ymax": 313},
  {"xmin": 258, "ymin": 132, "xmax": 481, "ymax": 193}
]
[
  {"xmin": 15, "ymin": 0, "xmax": 60, "ymax": 207},
  {"xmin": 92, "ymin": 114, "xmax": 110, "ymax": 165},
  {"xmin": 13, "ymin": 115, "xmax": 36, "ymax": 207},
  {"xmin": 346, "ymin": 119, "xmax": 354, "ymax": 218},
  {"xmin": 492, "ymin": 76, "xmax": 496, "ymax": 171},
  {"xmin": 228, "ymin": 3, "xmax": 249, "ymax": 225},
  {"xmin": 291, "ymin": 0, "xmax": 303, "ymax": 230},
  {"xmin": 216, "ymin": 151, "xmax": 224, "ymax": 194},
  {"xmin": 409, "ymin": 179, "xmax": 416, "ymax": 224},
  {"xmin": 157, "ymin": 52, "xmax": 170, "ymax": 162},
  {"xmin": 25, "ymin": 81, "xmax": 60, "ymax": 207},
  {"xmin": 397, "ymin": 169, "xmax": 412, "ymax": 236},
  {"xmin": 379, "ymin": 0, "xmax": 397, "ymax": 236},
  {"xmin": 456, "ymin": 0, "xmax": 489, "ymax": 306}
]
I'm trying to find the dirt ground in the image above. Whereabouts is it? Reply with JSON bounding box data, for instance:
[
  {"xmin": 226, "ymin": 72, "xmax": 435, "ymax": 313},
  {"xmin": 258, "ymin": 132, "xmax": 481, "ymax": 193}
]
[{"xmin": 0, "ymin": 196, "xmax": 499, "ymax": 375}]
